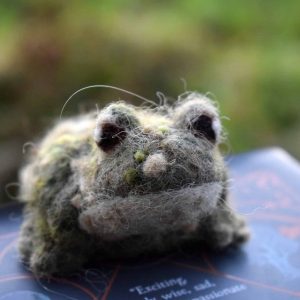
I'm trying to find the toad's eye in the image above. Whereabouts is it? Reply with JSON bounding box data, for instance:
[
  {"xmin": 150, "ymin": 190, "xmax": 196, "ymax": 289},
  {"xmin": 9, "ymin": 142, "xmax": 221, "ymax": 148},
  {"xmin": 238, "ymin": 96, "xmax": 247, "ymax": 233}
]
[
  {"xmin": 189, "ymin": 115, "xmax": 216, "ymax": 142},
  {"xmin": 172, "ymin": 94, "xmax": 222, "ymax": 144},
  {"xmin": 94, "ymin": 103, "xmax": 140, "ymax": 153},
  {"xmin": 94, "ymin": 123, "xmax": 127, "ymax": 152}
]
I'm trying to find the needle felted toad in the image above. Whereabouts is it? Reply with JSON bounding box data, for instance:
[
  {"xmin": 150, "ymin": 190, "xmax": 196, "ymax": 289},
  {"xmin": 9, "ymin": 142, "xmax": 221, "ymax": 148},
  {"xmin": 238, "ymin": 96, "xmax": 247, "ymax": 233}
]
[{"xmin": 18, "ymin": 92, "xmax": 249, "ymax": 277}]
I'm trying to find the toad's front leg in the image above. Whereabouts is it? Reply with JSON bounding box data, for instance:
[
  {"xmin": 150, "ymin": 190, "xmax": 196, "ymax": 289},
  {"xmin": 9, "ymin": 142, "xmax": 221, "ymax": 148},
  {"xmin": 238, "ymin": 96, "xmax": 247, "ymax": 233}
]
[
  {"xmin": 198, "ymin": 205, "xmax": 250, "ymax": 250},
  {"xmin": 19, "ymin": 207, "xmax": 95, "ymax": 277},
  {"xmin": 28, "ymin": 232, "xmax": 94, "ymax": 277}
]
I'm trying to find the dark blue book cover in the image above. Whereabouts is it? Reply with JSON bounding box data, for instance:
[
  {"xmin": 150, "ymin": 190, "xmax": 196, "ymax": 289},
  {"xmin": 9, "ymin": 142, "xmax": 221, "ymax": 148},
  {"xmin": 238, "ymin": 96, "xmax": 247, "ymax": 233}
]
[{"xmin": 0, "ymin": 148, "xmax": 299, "ymax": 300}]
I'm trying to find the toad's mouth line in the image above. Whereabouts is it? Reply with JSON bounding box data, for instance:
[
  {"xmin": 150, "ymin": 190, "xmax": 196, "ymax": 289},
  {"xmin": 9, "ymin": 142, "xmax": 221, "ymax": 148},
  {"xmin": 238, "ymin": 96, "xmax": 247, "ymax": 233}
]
[
  {"xmin": 82, "ymin": 181, "xmax": 224, "ymax": 204},
  {"xmin": 123, "ymin": 180, "xmax": 224, "ymax": 198},
  {"xmin": 78, "ymin": 182, "xmax": 224, "ymax": 238}
]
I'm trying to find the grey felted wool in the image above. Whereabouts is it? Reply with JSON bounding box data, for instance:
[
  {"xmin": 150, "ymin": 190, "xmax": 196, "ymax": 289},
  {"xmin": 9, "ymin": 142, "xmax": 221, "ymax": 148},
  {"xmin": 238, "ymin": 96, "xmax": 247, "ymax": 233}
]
[{"xmin": 18, "ymin": 93, "xmax": 250, "ymax": 277}]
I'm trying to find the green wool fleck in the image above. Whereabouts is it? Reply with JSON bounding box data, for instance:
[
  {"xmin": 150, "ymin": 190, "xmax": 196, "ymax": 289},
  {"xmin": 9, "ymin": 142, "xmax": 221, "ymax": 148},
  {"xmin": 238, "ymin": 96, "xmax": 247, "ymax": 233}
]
[
  {"xmin": 35, "ymin": 214, "xmax": 55, "ymax": 238},
  {"xmin": 124, "ymin": 168, "xmax": 138, "ymax": 184},
  {"xmin": 134, "ymin": 150, "xmax": 146, "ymax": 163},
  {"xmin": 158, "ymin": 126, "xmax": 169, "ymax": 134}
]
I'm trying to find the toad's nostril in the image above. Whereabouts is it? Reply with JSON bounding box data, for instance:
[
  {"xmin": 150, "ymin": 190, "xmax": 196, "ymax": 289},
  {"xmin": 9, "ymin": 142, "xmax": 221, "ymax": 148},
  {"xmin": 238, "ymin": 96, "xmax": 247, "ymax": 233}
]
[{"xmin": 143, "ymin": 153, "xmax": 167, "ymax": 177}]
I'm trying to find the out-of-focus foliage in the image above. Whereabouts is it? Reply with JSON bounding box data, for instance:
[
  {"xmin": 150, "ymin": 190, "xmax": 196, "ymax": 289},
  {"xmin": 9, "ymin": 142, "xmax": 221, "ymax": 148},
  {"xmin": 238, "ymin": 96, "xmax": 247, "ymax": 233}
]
[{"xmin": 0, "ymin": 0, "xmax": 300, "ymax": 202}]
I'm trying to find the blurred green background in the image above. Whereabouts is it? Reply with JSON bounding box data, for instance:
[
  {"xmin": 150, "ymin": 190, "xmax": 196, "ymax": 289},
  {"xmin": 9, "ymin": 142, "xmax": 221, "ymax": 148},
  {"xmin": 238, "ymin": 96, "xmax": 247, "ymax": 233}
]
[{"xmin": 1, "ymin": 0, "xmax": 300, "ymax": 202}]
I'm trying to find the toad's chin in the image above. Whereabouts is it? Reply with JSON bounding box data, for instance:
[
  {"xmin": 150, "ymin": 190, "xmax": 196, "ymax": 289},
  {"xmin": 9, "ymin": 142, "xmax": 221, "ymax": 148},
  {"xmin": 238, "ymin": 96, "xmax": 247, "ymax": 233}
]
[{"xmin": 77, "ymin": 182, "xmax": 223, "ymax": 240}]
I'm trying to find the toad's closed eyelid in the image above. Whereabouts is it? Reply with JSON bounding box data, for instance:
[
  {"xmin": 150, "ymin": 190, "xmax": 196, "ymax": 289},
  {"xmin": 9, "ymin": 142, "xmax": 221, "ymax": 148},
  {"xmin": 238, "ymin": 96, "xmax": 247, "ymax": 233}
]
[{"xmin": 96, "ymin": 103, "xmax": 140, "ymax": 129}]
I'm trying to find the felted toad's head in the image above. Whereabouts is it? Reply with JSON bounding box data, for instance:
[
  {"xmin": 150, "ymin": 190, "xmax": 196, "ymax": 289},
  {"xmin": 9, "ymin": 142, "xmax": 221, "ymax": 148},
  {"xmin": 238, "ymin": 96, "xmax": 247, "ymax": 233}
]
[{"xmin": 76, "ymin": 93, "xmax": 227, "ymax": 240}]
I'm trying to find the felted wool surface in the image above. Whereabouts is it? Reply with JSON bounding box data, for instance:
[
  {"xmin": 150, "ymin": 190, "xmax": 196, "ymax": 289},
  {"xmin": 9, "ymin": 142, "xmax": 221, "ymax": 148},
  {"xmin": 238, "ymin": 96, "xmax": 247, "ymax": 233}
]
[{"xmin": 18, "ymin": 93, "xmax": 249, "ymax": 277}]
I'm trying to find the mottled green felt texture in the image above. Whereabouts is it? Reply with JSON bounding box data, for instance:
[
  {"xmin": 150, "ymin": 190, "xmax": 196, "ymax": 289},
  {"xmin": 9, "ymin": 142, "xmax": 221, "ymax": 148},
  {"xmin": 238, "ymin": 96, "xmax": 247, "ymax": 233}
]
[{"xmin": 18, "ymin": 93, "xmax": 249, "ymax": 277}]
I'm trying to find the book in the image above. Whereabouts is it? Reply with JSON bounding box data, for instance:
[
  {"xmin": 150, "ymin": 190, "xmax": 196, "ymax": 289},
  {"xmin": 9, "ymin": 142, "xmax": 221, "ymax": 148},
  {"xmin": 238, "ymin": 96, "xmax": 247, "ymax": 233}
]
[{"xmin": 0, "ymin": 147, "xmax": 299, "ymax": 300}]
